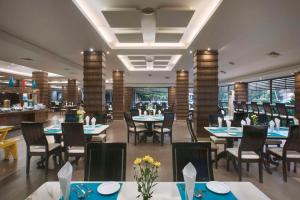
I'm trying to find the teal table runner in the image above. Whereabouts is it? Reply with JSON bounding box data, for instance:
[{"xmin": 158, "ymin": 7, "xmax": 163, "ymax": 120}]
[
  {"xmin": 176, "ymin": 183, "xmax": 237, "ymax": 200},
  {"xmin": 45, "ymin": 124, "xmax": 104, "ymax": 135},
  {"xmin": 61, "ymin": 183, "xmax": 122, "ymax": 200}
]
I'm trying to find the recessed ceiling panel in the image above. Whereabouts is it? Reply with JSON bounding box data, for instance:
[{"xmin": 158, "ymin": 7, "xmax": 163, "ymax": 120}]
[
  {"xmin": 156, "ymin": 9, "xmax": 195, "ymax": 27},
  {"xmin": 154, "ymin": 61, "xmax": 169, "ymax": 65},
  {"xmin": 155, "ymin": 33, "xmax": 183, "ymax": 43},
  {"xmin": 131, "ymin": 61, "xmax": 146, "ymax": 65},
  {"xmin": 134, "ymin": 66, "xmax": 147, "ymax": 68},
  {"xmin": 154, "ymin": 55, "xmax": 172, "ymax": 60},
  {"xmin": 115, "ymin": 33, "xmax": 143, "ymax": 43},
  {"xmin": 128, "ymin": 56, "xmax": 146, "ymax": 60},
  {"xmin": 154, "ymin": 66, "xmax": 167, "ymax": 68},
  {"xmin": 102, "ymin": 10, "xmax": 141, "ymax": 28}
]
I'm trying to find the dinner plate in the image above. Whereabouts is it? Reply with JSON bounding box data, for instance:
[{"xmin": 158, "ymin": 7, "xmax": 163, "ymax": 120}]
[
  {"xmin": 97, "ymin": 182, "xmax": 121, "ymax": 195},
  {"xmin": 206, "ymin": 181, "xmax": 230, "ymax": 194}
]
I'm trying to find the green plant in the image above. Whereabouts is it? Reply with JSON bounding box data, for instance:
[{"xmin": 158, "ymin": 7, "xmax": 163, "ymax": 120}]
[{"xmin": 251, "ymin": 114, "xmax": 258, "ymax": 125}]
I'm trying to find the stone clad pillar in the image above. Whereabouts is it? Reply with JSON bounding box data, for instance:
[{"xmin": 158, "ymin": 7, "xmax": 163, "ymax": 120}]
[
  {"xmin": 295, "ymin": 72, "xmax": 300, "ymax": 120},
  {"xmin": 112, "ymin": 70, "xmax": 124, "ymax": 119},
  {"xmin": 83, "ymin": 51, "xmax": 106, "ymax": 115},
  {"xmin": 176, "ymin": 70, "xmax": 189, "ymax": 120},
  {"xmin": 234, "ymin": 82, "xmax": 248, "ymax": 102},
  {"xmin": 193, "ymin": 50, "xmax": 218, "ymax": 137},
  {"xmin": 32, "ymin": 71, "xmax": 49, "ymax": 106}
]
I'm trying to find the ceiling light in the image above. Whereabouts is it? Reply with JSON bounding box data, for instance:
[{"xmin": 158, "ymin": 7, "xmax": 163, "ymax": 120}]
[
  {"xmin": 267, "ymin": 51, "xmax": 280, "ymax": 58},
  {"xmin": 106, "ymin": 51, "xmax": 110, "ymax": 54},
  {"xmin": 207, "ymin": 48, "xmax": 211, "ymax": 51},
  {"xmin": 220, "ymin": 70, "xmax": 226, "ymax": 74},
  {"xmin": 229, "ymin": 61, "xmax": 235, "ymax": 65},
  {"xmin": 189, "ymin": 50, "xmax": 193, "ymax": 54},
  {"xmin": 80, "ymin": 51, "xmax": 84, "ymax": 54},
  {"xmin": 20, "ymin": 58, "xmax": 33, "ymax": 61},
  {"xmin": 89, "ymin": 48, "xmax": 94, "ymax": 52}
]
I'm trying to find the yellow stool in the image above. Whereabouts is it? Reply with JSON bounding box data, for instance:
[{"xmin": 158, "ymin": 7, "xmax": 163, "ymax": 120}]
[{"xmin": 0, "ymin": 138, "xmax": 18, "ymax": 160}]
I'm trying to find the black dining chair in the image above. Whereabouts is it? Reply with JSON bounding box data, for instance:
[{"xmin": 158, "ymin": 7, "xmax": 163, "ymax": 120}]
[
  {"xmin": 61, "ymin": 122, "xmax": 86, "ymax": 162},
  {"xmin": 240, "ymin": 101, "xmax": 249, "ymax": 118},
  {"xmin": 276, "ymin": 103, "xmax": 294, "ymax": 127},
  {"xmin": 124, "ymin": 112, "xmax": 147, "ymax": 145},
  {"xmin": 65, "ymin": 113, "xmax": 79, "ymax": 122},
  {"xmin": 130, "ymin": 108, "xmax": 140, "ymax": 117},
  {"xmin": 89, "ymin": 112, "xmax": 107, "ymax": 142},
  {"xmin": 172, "ymin": 142, "xmax": 214, "ymax": 182},
  {"xmin": 186, "ymin": 117, "xmax": 219, "ymax": 168},
  {"xmin": 21, "ymin": 122, "xmax": 62, "ymax": 175},
  {"xmin": 226, "ymin": 125, "xmax": 268, "ymax": 183},
  {"xmin": 153, "ymin": 112, "xmax": 174, "ymax": 146},
  {"xmin": 84, "ymin": 143, "xmax": 127, "ymax": 181},
  {"xmin": 266, "ymin": 125, "xmax": 300, "ymax": 182}
]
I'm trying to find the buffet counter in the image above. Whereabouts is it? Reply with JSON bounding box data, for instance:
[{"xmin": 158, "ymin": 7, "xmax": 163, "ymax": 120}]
[{"xmin": 0, "ymin": 109, "xmax": 48, "ymax": 129}]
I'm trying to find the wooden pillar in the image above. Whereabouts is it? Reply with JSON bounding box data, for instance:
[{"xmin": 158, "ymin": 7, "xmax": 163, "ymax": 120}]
[
  {"xmin": 176, "ymin": 70, "xmax": 189, "ymax": 120},
  {"xmin": 124, "ymin": 87, "xmax": 133, "ymax": 112},
  {"xmin": 234, "ymin": 82, "xmax": 248, "ymax": 102},
  {"xmin": 113, "ymin": 70, "xmax": 124, "ymax": 119},
  {"xmin": 168, "ymin": 86, "xmax": 176, "ymax": 109},
  {"xmin": 295, "ymin": 72, "xmax": 300, "ymax": 120},
  {"xmin": 32, "ymin": 71, "xmax": 49, "ymax": 106},
  {"xmin": 194, "ymin": 50, "xmax": 218, "ymax": 137},
  {"xmin": 83, "ymin": 51, "xmax": 106, "ymax": 115},
  {"xmin": 67, "ymin": 79, "xmax": 77, "ymax": 104}
]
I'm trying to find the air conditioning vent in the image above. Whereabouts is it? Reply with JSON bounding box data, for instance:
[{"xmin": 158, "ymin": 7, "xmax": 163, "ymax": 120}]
[{"xmin": 267, "ymin": 51, "xmax": 280, "ymax": 58}]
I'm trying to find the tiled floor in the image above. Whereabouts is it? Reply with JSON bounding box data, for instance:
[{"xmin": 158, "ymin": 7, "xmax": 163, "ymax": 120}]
[{"xmin": 0, "ymin": 113, "xmax": 300, "ymax": 199}]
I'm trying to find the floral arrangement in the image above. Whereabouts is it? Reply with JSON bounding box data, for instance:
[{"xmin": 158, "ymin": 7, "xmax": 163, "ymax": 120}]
[
  {"xmin": 251, "ymin": 114, "xmax": 258, "ymax": 125},
  {"xmin": 76, "ymin": 106, "xmax": 85, "ymax": 123},
  {"xmin": 133, "ymin": 155, "xmax": 160, "ymax": 200}
]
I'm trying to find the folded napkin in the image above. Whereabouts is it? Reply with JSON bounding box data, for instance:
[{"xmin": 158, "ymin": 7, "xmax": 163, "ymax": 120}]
[
  {"xmin": 221, "ymin": 110, "xmax": 225, "ymax": 115},
  {"xmin": 182, "ymin": 163, "xmax": 196, "ymax": 200},
  {"xmin": 226, "ymin": 120, "xmax": 231, "ymax": 131},
  {"xmin": 91, "ymin": 117, "xmax": 96, "ymax": 128},
  {"xmin": 218, "ymin": 117, "xmax": 223, "ymax": 128},
  {"xmin": 144, "ymin": 110, "xmax": 148, "ymax": 116},
  {"xmin": 269, "ymin": 120, "xmax": 275, "ymax": 132},
  {"xmin": 85, "ymin": 116, "xmax": 90, "ymax": 125},
  {"xmin": 246, "ymin": 117, "xmax": 251, "ymax": 125},
  {"xmin": 138, "ymin": 109, "xmax": 142, "ymax": 116},
  {"xmin": 58, "ymin": 162, "xmax": 73, "ymax": 200},
  {"xmin": 158, "ymin": 110, "xmax": 161, "ymax": 115},
  {"xmin": 294, "ymin": 118, "xmax": 299, "ymax": 125},
  {"xmin": 275, "ymin": 118, "xmax": 280, "ymax": 129},
  {"xmin": 241, "ymin": 120, "xmax": 246, "ymax": 127}
]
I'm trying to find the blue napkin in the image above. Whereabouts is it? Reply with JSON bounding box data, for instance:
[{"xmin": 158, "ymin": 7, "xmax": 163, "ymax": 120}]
[
  {"xmin": 44, "ymin": 128, "xmax": 61, "ymax": 134},
  {"xmin": 177, "ymin": 183, "xmax": 237, "ymax": 200},
  {"xmin": 61, "ymin": 183, "xmax": 121, "ymax": 200}
]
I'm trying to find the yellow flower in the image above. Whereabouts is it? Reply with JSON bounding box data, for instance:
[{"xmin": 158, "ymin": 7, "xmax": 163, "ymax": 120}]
[
  {"xmin": 154, "ymin": 161, "xmax": 161, "ymax": 168},
  {"xmin": 134, "ymin": 158, "xmax": 142, "ymax": 165},
  {"xmin": 143, "ymin": 155, "xmax": 152, "ymax": 162},
  {"xmin": 148, "ymin": 157, "xmax": 154, "ymax": 164}
]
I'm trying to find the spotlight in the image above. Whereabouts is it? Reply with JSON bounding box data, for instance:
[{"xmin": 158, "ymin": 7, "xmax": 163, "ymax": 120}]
[{"xmin": 89, "ymin": 48, "xmax": 94, "ymax": 52}]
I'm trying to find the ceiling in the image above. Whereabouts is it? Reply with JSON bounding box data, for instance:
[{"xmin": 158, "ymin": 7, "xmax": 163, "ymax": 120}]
[{"xmin": 0, "ymin": 0, "xmax": 299, "ymax": 87}]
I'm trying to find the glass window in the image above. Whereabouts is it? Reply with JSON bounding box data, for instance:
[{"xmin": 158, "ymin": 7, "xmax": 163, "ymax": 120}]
[
  {"xmin": 189, "ymin": 88, "xmax": 194, "ymax": 110},
  {"xmin": 248, "ymin": 80, "xmax": 270, "ymax": 103},
  {"xmin": 218, "ymin": 85, "xmax": 233, "ymax": 108},
  {"xmin": 271, "ymin": 77, "xmax": 295, "ymax": 105},
  {"xmin": 134, "ymin": 88, "xmax": 168, "ymax": 104}
]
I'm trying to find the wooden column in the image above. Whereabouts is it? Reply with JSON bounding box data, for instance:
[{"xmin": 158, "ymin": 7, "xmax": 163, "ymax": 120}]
[
  {"xmin": 234, "ymin": 82, "xmax": 248, "ymax": 102},
  {"xmin": 113, "ymin": 70, "xmax": 124, "ymax": 119},
  {"xmin": 295, "ymin": 72, "xmax": 300, "ymax": 120},
  {"xmin": 176, "ymin": 70, "xmax": 189, "ymax": 120},
  {"xmin": 168, "ymin": 86, "xmax": 176, "ymax": 108},
  {"xmin": 67, "ymin": 79, "xmax": 77, "ymax": 104},
  {"xmin": 124, "ymin": 87, "xmax": 133, "ymax": 112},
  {"xmin": 83, "ymin": 51, "xmax": 106, "ymax": 115},
  {"xmin": 32, "ymin": 71, "xmax": 49, "ymax": 106},
  {"xmin": 194, "ymin": 50, "xmax": 218, "ymax": 137}
]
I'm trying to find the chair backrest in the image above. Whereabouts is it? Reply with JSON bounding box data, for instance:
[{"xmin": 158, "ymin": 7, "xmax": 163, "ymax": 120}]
[
  {"xmin": 251, "ymin": 102, "xmax": 259, "ymax": 113},
  {"xmin": 263, "ymin": 102, "xmax": 272, "ymax": 114},
  {"xmin": 130, "ymin": 109, "xmax": 139, "ymax": 117},
  {"xmin": 276, "ymin": 103, "xmax": 288, "ymax": 116},
  {"xmin": 124, "ymin": 112, "xmax": 135, "ymax": 128},
  {"xmin": 21, "ymin": 122, "xmax": 48, "ymax": 148},
  {"xmin": 61, "ymin": 122, "xmax": 85, "ymax": 147},
  {"xmin": 284, "ymin": 125, "xmax": 300, "ymax": 152},
  {"xmin": 208, "ymin": 114, "xmax": 225, "ymax": 127},
  {"xmin": 162, "ymin": 112, "xmax": 175, "ymax": 129},
  {"xmin": 172, "ymin": 142, "xmax": 214, "ymax": 182},
  {"xmin": 92, "ymin": 112, "xmax": 107, "ymax": 124},
  {"xmin": 186, "ymin": 117, "xmax": 197, "ymax": 142},
  {"xmin": 85, "ymin": 143, "xmax": 127, "ymax": 181},
  {"xmin": 65, "ymin": 113, "xmax": 78, "ymax": 122},
  {"xmin": 233, "ymin": 101, "xmax": 240, "ymax": 111},
  {"xmin": 240, "ymin": 125, "xmax": 268, "ymax": 154},
  {"xmin": 240, "ymin": 101, "xmax": 248, "ymax": 112}
]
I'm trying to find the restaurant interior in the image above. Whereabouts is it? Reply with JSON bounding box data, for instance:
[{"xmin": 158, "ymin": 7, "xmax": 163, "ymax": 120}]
[{"xmin": 0, "ymin": 0, "xmax": 300, "ymax": 199}]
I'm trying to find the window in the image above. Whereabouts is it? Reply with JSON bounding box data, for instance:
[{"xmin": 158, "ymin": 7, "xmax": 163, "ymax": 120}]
[
  {"xmin": 189, "ymin": 87, "xmax": 194, "ymax": 110},
  {"xmin": 248, "ymin": 80, "xmax": 270, "ymax": 103},
  {"xmin": 271, "ymin": 77, "xmax": 295, "ymax": 105},
  {"xmin": 134, "ymin": 88, "xmax": 168, "ymax": 104},
  {"xmin": 218, "ymin": 85, "xmax": 233, "ymax": 107}
]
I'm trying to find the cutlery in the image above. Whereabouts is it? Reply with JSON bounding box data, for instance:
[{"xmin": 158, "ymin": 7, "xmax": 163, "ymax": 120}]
[
  {"xmin": 72, "ymin": 187, "xmax": 85, "ymax": 199},
  {"xmin": 81, "ymin": 183, "xmax": 93, "ymax": 194},
  {"xmin": 194, "ymin": 189, "xmax": 206, "ymax": 199}
]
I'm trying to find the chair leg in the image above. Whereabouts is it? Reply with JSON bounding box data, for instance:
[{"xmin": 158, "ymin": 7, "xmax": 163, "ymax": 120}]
[
  {"xmin": 246, "ymin": 163, "xmax": 250, "ymax": 172},
  {"xmin": 59, "ymin": 151, "xmax": 63, "ymax": 167},
  {"xmin": 134, "ymin": 134, "xmax": 137, "ymax": 145},
  {"xmin": 169, "ymin": 131, "xmax": 172, "ymax": 144},
  {"xmin": 65, "ymin": 152, "xmax": 69, "ymax": 163},
  {"xmin": 161, "ymin": 133, "xmax": 164, "ymax": 146},
  {"xmin": 26, "ymin": 153, "xmax": 31, "ymax": 176},
  {"xmin": 259, "ymin": 160, "xmax": 263, "ymax": 183},
  {"xmin": 45, "ymin": 155, "xmax": 49, "ymax": 175},
  {"xmin": 294, "ymin": 162, "xmax": 297, "ymax": 173},
  {"xmin": 283, "ymin": 159, "xmax": 287, "ymax": 182},
  {"xmin": 127, "ymin": 132, "xmax": 130, "ymax": 143},
  {"xmin": 288, "ymin": 161, "xmax": 291, "ymax": 172},
  {"xmin": 226, "ymin": 153, "xmax": 230, "ymax": 171},
  {"xmin": 238, "ymin": 159, "xmax": 242, "ymax": 181},
  {"xmin": 215, "ymin": 151, "xmax": 218, "ymax": 169}
]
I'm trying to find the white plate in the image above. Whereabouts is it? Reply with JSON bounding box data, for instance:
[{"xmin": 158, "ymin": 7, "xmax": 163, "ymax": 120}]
[
  {"xmin": 206, "ymin": 181, "xmax": 230, "ymax": 194},
  {"xmin": 97, "ymin": 182, "xmax": 121, "ymax": 195}
]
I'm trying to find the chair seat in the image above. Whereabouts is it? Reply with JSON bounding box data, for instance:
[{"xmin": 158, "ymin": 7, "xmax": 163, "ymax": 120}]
[
  {"xmin": 268, "ymin": 147, "xmax": 300, "ymax": 159},
  {"xmin": 91, "ymin": 134, "xmax": 106, "ymax": 142},
  {"xmin": 129, "ymin": 127, "xmax": 147, "ymax": 132},
  {"xmin": 30, "ymin": 143, "xmax": 61, "ymax": 153},
  {"xmin": 265, "ymin": 139, "xmax": 282, "ymax": 145},
  {"xmin": 210, "ymin": 136, "xmax": 227, "ymax": 144},
  {"xmin": 153, "ymin": 127, "xmax": 170, "ymax": 133},
  {"xmin": 227, "ymin": 148, "xmax": 260, "ymax": 159},
  {"xmin": 67, "ymin": 146, "xmax": 85, "ymax": 154}
]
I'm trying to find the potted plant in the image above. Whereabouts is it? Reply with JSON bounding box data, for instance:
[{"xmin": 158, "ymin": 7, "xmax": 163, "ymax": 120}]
[{"xmin": 251, "ymin": 114, "xmax": 258, "ymax": 125}]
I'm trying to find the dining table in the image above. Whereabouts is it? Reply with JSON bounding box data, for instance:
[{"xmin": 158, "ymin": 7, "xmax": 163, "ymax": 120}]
[{"xmin": 26, "ymin": 181, "xmax": 270, "ymax": 200}]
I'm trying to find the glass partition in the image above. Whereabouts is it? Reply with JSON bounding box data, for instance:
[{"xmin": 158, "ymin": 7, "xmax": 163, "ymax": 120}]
[
  {"xmin": 248, "ymin": 80, "xmax": 271, "ymax": 103},
  {"xmin": 134, "ymin": 88, "xmax": 168, "ymax": 105},
  {"xmin": 271, "ymin": 77, "xmax": 295, "ymax": 105}
]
